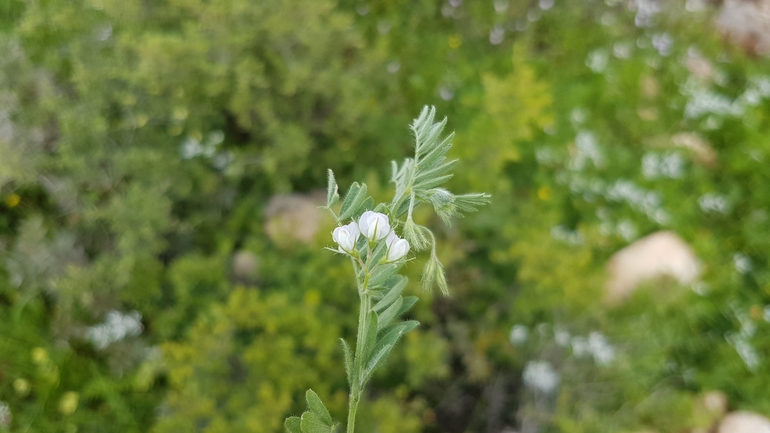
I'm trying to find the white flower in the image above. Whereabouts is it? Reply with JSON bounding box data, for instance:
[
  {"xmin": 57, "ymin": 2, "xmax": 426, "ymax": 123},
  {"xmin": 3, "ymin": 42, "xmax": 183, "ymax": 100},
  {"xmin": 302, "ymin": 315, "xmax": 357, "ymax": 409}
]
[
  {"xmin": 332, "ymin": 222, "xmax": 360, "ymax": 254},
  {"xmin": 522, "ymin": 361, "xmax": 560, "ymax": 394},
  {"xmin": 385, "ymin": 232, "xmax": 410, "ymax": 262},
  {"xmin": 509, "ymin": 325, "xmax": 529, "ymax": 345},
  {"xmin": 358, "ymin": 211, "xmax": 391, "ymax": 241}
]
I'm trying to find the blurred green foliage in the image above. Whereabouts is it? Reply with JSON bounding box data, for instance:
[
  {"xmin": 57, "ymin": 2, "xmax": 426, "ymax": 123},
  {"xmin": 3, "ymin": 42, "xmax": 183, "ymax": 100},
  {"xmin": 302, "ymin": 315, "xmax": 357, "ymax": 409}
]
[{"xmin": 2, "ymin": 0, "xmax": 770, "ymax": 432}]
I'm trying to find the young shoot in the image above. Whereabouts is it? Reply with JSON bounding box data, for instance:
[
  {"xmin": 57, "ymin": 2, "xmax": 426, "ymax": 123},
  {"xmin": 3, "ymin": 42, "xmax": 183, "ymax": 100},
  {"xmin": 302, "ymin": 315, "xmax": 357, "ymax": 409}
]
[{"xmin": 284, "ymin": 106, "xmax": 490, "ymax": 433}]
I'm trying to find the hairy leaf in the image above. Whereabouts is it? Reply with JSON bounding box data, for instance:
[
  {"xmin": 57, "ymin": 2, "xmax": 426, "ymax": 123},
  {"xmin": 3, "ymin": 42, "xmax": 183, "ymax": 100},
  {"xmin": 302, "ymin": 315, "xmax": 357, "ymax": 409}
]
[
  {"xmin": 305, "ymin": 389, "xmax": 332, "ymax": 426},
  {"xmin": 326, "ymin": 169, "xmax": 339, "ymax": 208},
  {"xmin": 285, "ymin": 416, "xmax": 302, "ymax": 433},
  {"xmin": 300, "ymin": 412, "xmax": 332, "ymax": 433}
]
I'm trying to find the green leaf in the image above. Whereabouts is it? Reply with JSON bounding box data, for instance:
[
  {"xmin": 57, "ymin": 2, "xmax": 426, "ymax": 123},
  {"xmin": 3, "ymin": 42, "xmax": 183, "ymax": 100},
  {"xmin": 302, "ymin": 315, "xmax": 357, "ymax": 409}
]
[
  {"xmin": 398, "ymin": 296, "xmax": 418, "ymax": 316},
  {"xmin": 350, "ymin": 196, "xmax": 374, "ymax": 221},
  {"xmin": 362, "ymin": 321, "xmax": 419, "ymax": 384},
  {"xmin": 305, "ymin": 389, "xmax": 332, "ymax": 426},
  {"xmin": 368, "ymin": 263, "xmax": 400, "ymax": 288},
  {"xmin": 340, "ymin": 338, "xmax": 354, "ymax": 385},
  {"xmin": 453, "ymin": 192, "xmax": 492, "ymax": 213},
  {"xmin": 376, "ymin": 296, "xmax": 403, "ymax": 332},
  {"xmin": 363, "ymin": 311, "xmax": 378, "ymax": 361},
  {"xmin": 300, "ymin": 412, "xmax": 332, "ymax": 433},
  {"xmin": 338, "ymin": 182, "xmax": 368, "ymax": 221},
  {"xmin": 285, "ymin": 416, "xmax": 303, "ymax": 433},
  {"xmin": 414, "ymin": 158, "xmax": 457, "ymax": 182},
  {"xmin": 326, "ymin": 169, "xmax": 339, "ymax": 208},
  {"xmin": 414, "ymin": 173, "xmax": 453, "ymax": 190},
  {"xmin": 373, "ymin": 276, "xmax": 407, "ymax": 313},
  {"xmin": 417, "ymin": 133, "xmax": 454, "ymax": 169},
  {"xmin": 362, "ymin": 343, "xmax": 392, "ymax": 385},
  {"xmin": 384, "ymin": 319, "xmax": 420, "ymax": 337}
]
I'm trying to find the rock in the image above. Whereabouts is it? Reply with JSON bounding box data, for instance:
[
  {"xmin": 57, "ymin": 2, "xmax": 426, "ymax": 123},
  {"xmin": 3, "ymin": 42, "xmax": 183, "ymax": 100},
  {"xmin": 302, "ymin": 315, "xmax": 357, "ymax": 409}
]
[
  {"xmin": 605, "ymin": 231, "xmax": 701, "ymax": 303},
  {"xmin": 264, "ymin": 191, "xmax": 327, "ymax": 247},
  {"xmin": 716, "ymin": 0, "xmax": 770, "ymax": 56},
  {"xmin": 702, "ymin": 391, "xmax": 729, "ymax": 416},
  {"xmin": 718, "ymin": 411, "xmax": 770, "ymax": 433}
]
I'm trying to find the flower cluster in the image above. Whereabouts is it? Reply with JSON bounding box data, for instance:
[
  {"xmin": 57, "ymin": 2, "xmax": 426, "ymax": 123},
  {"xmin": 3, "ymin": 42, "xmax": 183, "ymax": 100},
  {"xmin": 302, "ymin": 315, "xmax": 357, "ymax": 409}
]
[{"xmin": 332, "ymin": 211, "xmax": 410, "ymax": 262}]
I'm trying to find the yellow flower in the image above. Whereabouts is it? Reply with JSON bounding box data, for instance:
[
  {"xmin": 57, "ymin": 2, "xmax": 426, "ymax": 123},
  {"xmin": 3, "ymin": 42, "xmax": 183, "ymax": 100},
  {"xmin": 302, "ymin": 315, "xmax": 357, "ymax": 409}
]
[
  {"xmin": 59, "ymin": 392, "xmax": 79, "ymax": 415},
  {"xmin": 537, "ymin": 186, "xmax": 553, "ymax": 201},
  {"xmin": 5, "ymin": 193, "xmax": 20, "ymax": 208},
  {"xmin": 448, "ymin": 35, "xmax": 462, "ymax": 49}
]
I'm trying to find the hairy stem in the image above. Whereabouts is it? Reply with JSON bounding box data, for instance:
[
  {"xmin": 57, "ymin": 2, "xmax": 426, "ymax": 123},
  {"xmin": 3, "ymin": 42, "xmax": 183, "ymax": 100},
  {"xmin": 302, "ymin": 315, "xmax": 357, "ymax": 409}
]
[{"xmin": 348, "ymin": 274, "xmax": 372, "ymax": 433}]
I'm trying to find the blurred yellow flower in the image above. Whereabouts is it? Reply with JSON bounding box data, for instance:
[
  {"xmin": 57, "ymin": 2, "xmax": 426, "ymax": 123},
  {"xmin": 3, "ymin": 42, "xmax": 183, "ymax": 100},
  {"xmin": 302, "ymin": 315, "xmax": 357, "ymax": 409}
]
[
  {"xmin": 448, "ymin": 35, "xmax": 462, "ymax": 49},
  {"xmin": 32, "ymin": 347, "xmax": 48, "ymax": 364},
  {"xmin": 5, "ymin": 193, "xmax": 20, "ymax": 208},
  {"xmin": 59, "ymin": 392, "xmax": 79, "ymax": 415},
  {"xmin": 537, "ymin": 186, "xmax": 552, "ymax": 201},
  {"xmin": 13, "ymin": 378, "xmax": 30, "ymax": 396}
]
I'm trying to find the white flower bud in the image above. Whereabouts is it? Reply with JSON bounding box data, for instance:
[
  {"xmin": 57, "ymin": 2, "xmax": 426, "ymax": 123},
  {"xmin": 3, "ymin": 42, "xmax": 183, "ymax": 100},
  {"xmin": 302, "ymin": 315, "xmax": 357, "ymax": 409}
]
[
  {"xmin": 332, "ymin": 222, "xmax": 360, "ymax": 254},
  {"xmin": 386, "ymin": 236, "xmax": 410, "ymax": 262},
  {"xmin": 385, "ymin": 231, "xmax": 398, "ymax": 249},
  {"xmin": 358, "ymin": 211, "xmax": 391, "ymax": 241}
]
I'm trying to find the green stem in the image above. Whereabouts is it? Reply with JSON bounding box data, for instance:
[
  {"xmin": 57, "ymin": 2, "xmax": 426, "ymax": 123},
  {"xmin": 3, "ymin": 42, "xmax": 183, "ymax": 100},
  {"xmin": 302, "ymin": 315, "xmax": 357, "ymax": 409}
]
[{"xmin": 348, "ymin": 290, "xmax": 371, "ymax": 433}]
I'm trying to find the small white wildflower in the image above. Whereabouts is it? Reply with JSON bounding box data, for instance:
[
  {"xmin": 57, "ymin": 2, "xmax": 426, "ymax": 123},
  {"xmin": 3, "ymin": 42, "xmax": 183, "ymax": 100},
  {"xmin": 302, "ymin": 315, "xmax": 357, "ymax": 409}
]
[
  {"xmin": 509, "ymin": 325, "xmax": 529, "ymax": 345},
  {"xmin": 358, "ymin": 211, "xmax": 391, "ymax": 241},
  {"xmin": 554, "ymin": 329, "xmax": 571, "ymax": 347},
  {"xmin": 588, "ymin": 332, "xmax": 616, "ymax": 366},
  {"xmin": 385, "ymin": 231, "xmax": 410, "ymax": 262},
  {"xmin": 87, "ymin": 310, "xmax": 143, "ymax": 350},
  {"xmin": 698, "ymin": 193, "xmax": 730, "ymax": 214},
  {"xmin": 332, "ymin": 222, "xmax": 361, "ymax": 254},
  {"xmin": 522, "ymin": 361, "xmax": 560, "ymax": 394},
  {"xmin": 571, "ymin": 336, "xmax": 590, "ymax": 358},
  {"xmin": 733, "ymin": 253, "xmax": 752, "ymax": 274},
  {"xmin": 586, "ymin": 50, "xmax": 608, "ymax": 73}
]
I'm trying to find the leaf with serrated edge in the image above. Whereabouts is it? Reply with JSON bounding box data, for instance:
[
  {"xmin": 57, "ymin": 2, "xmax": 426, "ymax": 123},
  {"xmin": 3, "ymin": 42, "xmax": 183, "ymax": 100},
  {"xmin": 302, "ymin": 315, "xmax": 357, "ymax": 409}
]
[
  {"xmin": 305, "ymin": 389, "xmax": 332, "ymax": 426},
  {"xmin": 300, "ymin": 412, "xmax": 332, "ymax": 433}
]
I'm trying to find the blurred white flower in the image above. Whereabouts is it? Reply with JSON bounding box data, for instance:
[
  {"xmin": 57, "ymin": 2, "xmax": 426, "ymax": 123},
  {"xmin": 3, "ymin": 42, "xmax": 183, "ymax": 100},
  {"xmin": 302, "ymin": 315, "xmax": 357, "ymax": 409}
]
[
  {"xmin": 332, "ymin": 222, "xmax": 360, "ymax": 254},
  {"xmin": 588, "ymin": 332, "xmax": 616, "ymax": 365},
  {"xmin": 733, "ymin": 253, "xmax": 752, "ymax": 274},
  {"xmin": 87, "ymin": 310, "xmax": 143, "ymax": 350},
  {"xmin": 385, "ymin": 232, "xmax": 410, "ymax": 262},
  {"xmin": 698, "ymin": 193, "xmax": 730, "ymax": 214},
  {"xmin": 523, "ymin": 361, "xmax": 560, "ymax": 394},
  {"xmin": 0, "ymin": 402, "xmax": 10, "ymax": 428},
  {"xmin": 509, "ymin": 324, "xmax": 529, "ymax": 345},
  {"xmin": 359, "ymin": 211, "xmax": 391, "ymax": 241},
  {"xmin": 554, "ymin": 329, "xmax": 571, "ymax": 347}
]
